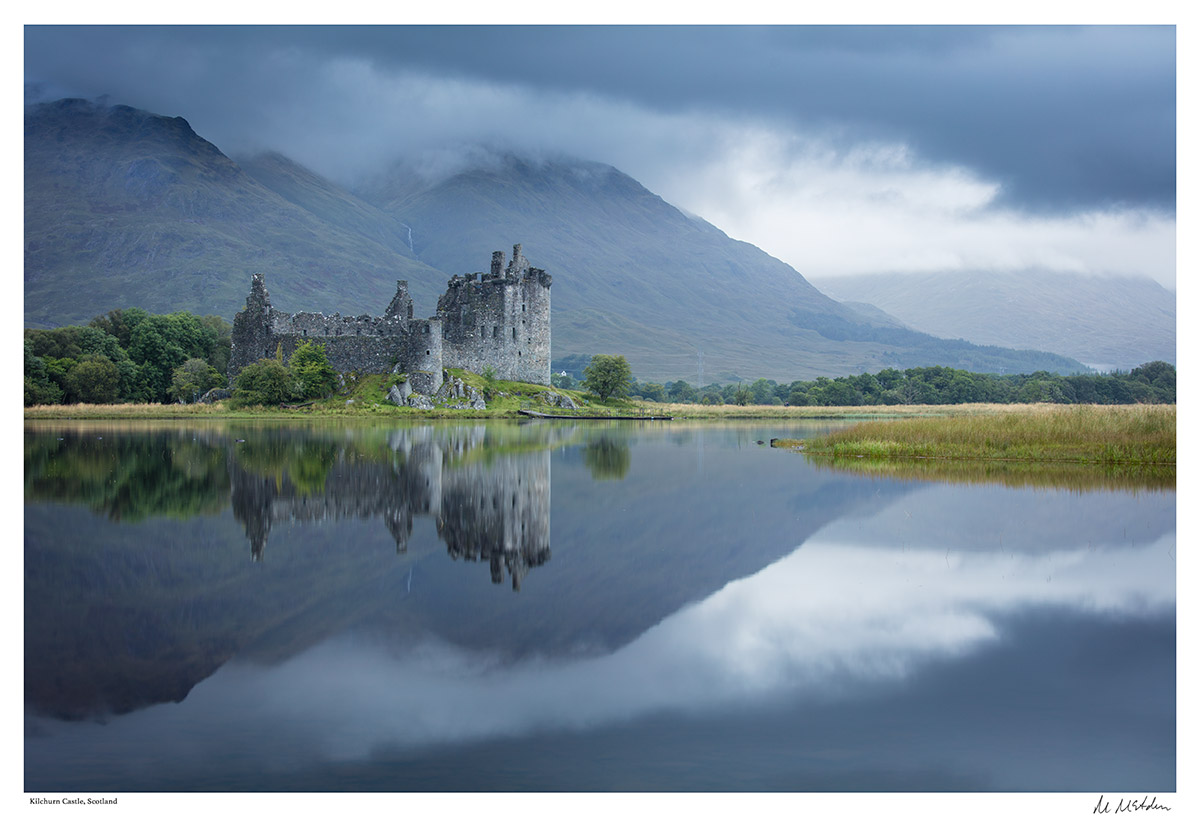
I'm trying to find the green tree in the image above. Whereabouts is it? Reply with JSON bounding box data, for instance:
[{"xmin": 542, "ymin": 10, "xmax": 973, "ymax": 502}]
[
  {"xmin": 200, "ymin": 315, "xmax": 233, "ymax": 375},
  {"xmin": 639, "ymin": 382, "xmax": 666, "ymax": 402},
  {"xmin": 232, "ymin": 359, "xmax": 297, "ymax": 408},
  {"xmin": 65, "ymin": 355, "xmax": 120, "ymax": 403},
  {"xmin": 582, "ymin": 355, "xmax": 633, "ymax": 403},
  {"xmin": 116, "ymin": 358, "xmax": 151, "ymax": 402},
  {"xmin": 24, "ymin": 341, "xmax": 63, "ymax": 405},
  {"xmin": 288, "ymin": 340, "xmax": 338, "ymax": 400},
  {"xmin": 733, "ymin": 386, "xmax": 753, "ymax": 406},
  {"xmin": 90, "ymin": 307, "xmax": 149, "ymax": 350},
  {"xmin": 749, "ymin": 378, "xmax": 777, "ymax": 405},
  {"xmin": 169, "ymin": 358, "xmax": 224, "ymax": 403},
  {"xmin": 24, "ymin": 376, "xmax": 62, "ymax": 406},
  {"xmin": 668, "ymin": 380, "xmax": 697, "ymax": 403}
]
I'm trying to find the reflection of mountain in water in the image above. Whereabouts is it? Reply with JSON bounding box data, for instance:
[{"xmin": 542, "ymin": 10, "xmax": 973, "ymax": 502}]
[
  {"xmin": 229, "ymin": 427, "xmax": 551, "ymax": 590},
  {"xmin": 25, "ymin": 424, "xmax": 560, "ymax": 720},
  {"xmin": 35, "ymin": 422, "xmax": 1044, "ymax": 724}
]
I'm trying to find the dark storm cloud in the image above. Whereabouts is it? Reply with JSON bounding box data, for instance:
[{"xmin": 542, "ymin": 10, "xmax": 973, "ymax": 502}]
[{"xmin": 24, "ymin": 25, "xmax": 1175, "ymax": 212}]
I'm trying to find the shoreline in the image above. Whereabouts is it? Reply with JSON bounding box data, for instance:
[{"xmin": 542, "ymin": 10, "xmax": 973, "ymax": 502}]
[{"xmin": 23, "ymin": 400, "xmax": 1174, "ymax": 423}]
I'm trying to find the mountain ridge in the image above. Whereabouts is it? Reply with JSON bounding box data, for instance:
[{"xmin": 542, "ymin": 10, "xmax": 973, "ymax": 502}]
[
  {"xmin": 815, "ymin": 270, "xmax": 1176, "ymax": 372},
  {"xmin": 24, "ymin": 98, "xmax": 451, "ymax": 328},
  {"xmin": 360, "ymin": 153, "xmax": 1086, "ymax": 380},
  {"xmin": 25, "ymin": 98, "xmax": 1092, "ymax": 381}
]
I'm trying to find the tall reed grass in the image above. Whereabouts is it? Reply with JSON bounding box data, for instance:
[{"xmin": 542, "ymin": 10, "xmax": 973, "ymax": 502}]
[{"xmin": 799, "ymin": 404, "xmax": 1175, "ymax": 465}]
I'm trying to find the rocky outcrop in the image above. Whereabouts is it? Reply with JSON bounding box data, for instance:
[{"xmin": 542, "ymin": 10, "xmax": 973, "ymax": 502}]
[
  {"xmin": 434, "ymin": 376, "xmax": 487, "ymax": 410},
  {"xmin": 387, "ymin": 371, "xmax": 486, "ymax": 410},
  {"xmin": 537, "ymin": 389, "xmax": 579, "ymax": 410}
]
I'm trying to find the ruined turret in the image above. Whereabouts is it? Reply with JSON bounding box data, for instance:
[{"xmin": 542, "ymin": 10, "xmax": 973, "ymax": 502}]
[
  {"xmin": 228, "ymin": 274, "xmax": 275, "ymax": 381},
  {"xmin": 384, "ymin": 280, "xmax": 415, "ymax": 320}
]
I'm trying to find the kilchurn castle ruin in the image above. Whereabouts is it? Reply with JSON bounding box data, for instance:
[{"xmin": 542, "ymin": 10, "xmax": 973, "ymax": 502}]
[{"xmin": 230, "ymin": 244, "xmax": 553, "ymax": 391}]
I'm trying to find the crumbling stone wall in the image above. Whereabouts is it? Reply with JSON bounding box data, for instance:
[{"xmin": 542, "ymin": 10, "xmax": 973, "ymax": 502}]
[
  {"xmin": 228, "ymin": 245, "xmax": 551, "ymax": 387},
  {"xmin": 228, "ymin": 277, "xmax": 414, "ymax": 378}
]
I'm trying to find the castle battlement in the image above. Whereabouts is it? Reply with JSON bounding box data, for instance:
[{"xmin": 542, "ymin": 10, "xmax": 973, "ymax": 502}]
[{"xmin": 229, "ymin": 245, "xmax": 551, "ymax": 387}]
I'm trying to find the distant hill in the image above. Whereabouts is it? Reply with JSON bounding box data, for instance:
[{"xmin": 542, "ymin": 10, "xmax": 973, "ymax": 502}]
[
  {"xmin": 25, "ymin": 98, "xmax": 1089, "ymax": 380},
  {"xmin": 359, "ymin": 154, "xmax": 1088, "ymax": 380},
  {"xmin": 24, "ymin": 99, "xmax": 449, "ymax": 328},
  {"xmin": 815, "ymin": 270, "xmax": 1176, "ymax": 372}
]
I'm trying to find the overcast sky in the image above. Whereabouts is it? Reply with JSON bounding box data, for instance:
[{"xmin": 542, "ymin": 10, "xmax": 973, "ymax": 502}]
[{"xmin": 23, "ymin": 24, "xmax": 1178, "ymax": 287}]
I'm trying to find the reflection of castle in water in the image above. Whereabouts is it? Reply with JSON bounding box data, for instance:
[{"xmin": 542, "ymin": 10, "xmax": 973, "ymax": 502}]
[{"xmin": 229, "ymin": 427, "xmax": 551, "ymax": 590}]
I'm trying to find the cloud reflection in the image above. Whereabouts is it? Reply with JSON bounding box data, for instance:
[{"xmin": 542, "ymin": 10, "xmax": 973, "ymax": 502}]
[{"xmin": 134, "ymin": 532, "xmax": 1175, "ymax": 768}]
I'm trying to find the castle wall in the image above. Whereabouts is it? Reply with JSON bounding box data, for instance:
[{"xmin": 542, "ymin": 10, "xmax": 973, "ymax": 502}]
[
  {"xmin": 270, "ymin": 311, "xmax": 410, "ymax": 374},
  {"xmin": 228, "ymin": 246, "xmax": 551, "ymax": 387}
]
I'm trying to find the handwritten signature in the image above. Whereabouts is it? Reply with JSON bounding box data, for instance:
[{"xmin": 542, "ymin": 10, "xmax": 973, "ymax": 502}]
[{"xmin": 1094, "ymin": 795, "xmax": 1171, "ymax": 814}]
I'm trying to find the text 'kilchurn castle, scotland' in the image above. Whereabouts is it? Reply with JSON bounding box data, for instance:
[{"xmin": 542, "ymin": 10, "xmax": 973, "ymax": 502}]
[{"xmin": 230, "ymin": 244, "xmax": 552, "ymax": 391}]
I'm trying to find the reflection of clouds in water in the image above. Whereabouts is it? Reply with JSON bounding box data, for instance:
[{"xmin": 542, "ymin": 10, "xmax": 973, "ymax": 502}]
[
  {"xmin": 26, "ymin": 534, "xmax": 1175, "ymax": 777},
  {"xmin": 813, "ymin": 485, "xmax": 1175, "ymax": 554},
  {"xmin": 187, "ymin": 534, "xmax": 1176, "ymax": 762}
]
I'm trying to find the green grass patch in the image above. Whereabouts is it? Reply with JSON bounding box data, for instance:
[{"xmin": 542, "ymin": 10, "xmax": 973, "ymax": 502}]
[{"xmin": 797, "ymin": 404, "xmax": 1174, "ymax": 466}]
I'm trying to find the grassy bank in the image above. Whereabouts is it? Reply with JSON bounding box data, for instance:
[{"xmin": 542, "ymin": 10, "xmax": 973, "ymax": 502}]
[
  {"xmin": 23, "ymin": 370, "xmax": 672, "ymax": 421},
  {"xmin": 779, "ymin": 404, "xmax": 1175, "ymax": 466}
]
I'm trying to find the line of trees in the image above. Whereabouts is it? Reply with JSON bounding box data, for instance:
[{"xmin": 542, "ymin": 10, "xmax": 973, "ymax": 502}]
[
  {"xmin": 24, "ymin": 305, "xmax": 346, "ymax": 409},
  {"xmin": 554, "ymin": 359, "xmax": 1176, "ymax": 406},
  {"xmin": 25, "ymin": 309, "xmax": 232, "ymax": 405}
]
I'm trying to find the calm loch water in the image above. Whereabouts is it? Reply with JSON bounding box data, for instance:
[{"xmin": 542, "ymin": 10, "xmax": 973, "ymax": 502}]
[{"xmin": 24, "ymin": 420, "xmax": 1175, "ymax": 792}]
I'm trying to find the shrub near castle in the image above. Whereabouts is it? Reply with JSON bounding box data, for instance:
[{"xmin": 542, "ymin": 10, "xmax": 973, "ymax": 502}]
[
  {"xmin": 289, "ymin": 340, "xmax": 338, "ymax": 399},
  {"xmin": 232, "ymin": 358, "xmax": 296, "ymax": 408}
]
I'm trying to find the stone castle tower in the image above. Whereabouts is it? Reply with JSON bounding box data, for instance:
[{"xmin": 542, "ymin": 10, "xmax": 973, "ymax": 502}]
[
  {"xmin": 437, "ymin": 244, "xmax": 553, "ymax": 385},
  {"xmin": 228, "ymin": 244, "xmax": 552, "ymax": 387}
]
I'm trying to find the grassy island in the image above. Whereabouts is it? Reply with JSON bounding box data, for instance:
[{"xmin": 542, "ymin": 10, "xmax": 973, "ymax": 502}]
[{"xmin": 775, "ymin": 404, "xmax": 1175, "ymax": 466}]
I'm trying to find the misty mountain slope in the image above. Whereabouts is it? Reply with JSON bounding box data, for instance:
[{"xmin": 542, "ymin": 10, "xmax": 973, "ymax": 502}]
[
  {"xmin": 815, "ymin": 271, "xmax": 1177, "ymax": 371},
  {"xmin": 25, "ymin": 99, "xmax": 451, "ymax": 327},
  {"xmin": 367, "ymin": 155, "xmax": 1087, "ymax": 381},
  {"xmin": 25, "ymin": 99, "xmax": 1087, "ymax": 380},
  {"xmin": 235, "ymin": 151, "xmax": 446, "ymax": 314},
  {"xmin": 838, "ymin": 301, "xmax": 913, "ymax": 329}
]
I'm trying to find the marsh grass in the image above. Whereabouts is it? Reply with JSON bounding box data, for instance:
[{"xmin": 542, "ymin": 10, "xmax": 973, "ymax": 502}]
[
  {"xmin": 798, "ymin": 404, "xmax": 1175, "ymax": 466},
  {"xmin": 24, "ymin": 402, "xmax": 232, "ymax": 420}
]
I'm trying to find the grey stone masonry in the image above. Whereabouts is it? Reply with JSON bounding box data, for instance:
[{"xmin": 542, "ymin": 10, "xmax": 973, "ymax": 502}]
[
  {"xmin": 437, "ymin": 243, "xmax": 552, "ymax": 386},
  {"xmin": 228, "ymin": 245, "xmax": 552, "ymax": 386}
]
